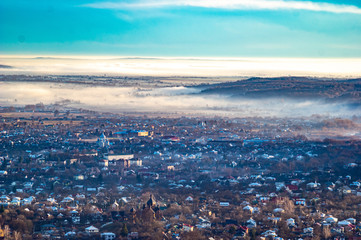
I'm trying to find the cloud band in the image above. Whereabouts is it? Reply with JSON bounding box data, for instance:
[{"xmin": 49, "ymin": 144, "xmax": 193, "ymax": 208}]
[{"xmin": 83, "ymin": 0, "xmax": 361, "ymax": 14}]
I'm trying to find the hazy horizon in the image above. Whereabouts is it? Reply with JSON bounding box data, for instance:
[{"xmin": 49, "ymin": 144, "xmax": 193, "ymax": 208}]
[{"xmin": 1, "ymin": 55, "xmax": 361, "ymax": 78}]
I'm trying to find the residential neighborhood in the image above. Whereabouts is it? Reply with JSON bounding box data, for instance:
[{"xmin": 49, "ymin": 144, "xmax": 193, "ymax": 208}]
[{"xmin": 0, "ymin": 105, "xmax": 361, "ymax": 239}]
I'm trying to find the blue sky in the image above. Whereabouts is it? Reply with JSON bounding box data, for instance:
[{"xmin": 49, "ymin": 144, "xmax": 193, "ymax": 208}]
[{"xmin": 1, "ymin": 0, "xmax": 361, "ymax": 57}]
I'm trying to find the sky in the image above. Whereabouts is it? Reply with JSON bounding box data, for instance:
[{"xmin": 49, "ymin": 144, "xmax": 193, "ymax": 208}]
[{"xmin": 1, "ymin": 0, "xmax": 361, "ymax": 57}]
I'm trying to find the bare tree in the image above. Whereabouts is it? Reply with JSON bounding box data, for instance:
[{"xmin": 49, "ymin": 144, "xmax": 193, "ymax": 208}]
[
  {"xmin": 14, "ymin": 231, "xmax": 23, "ymax": 240},
  {"xmin": 4, "ymin": 225, "xmax": 10, "ymax": 239},
  {"xmin": 283, "ymin": 198, "xmax": 295, "ymax": 214},
  {"xmin": 322, "ymin": 226, "xmax": 331, "ymax": 239}
]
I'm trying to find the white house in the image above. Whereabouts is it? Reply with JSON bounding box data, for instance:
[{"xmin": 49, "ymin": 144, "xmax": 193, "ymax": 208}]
[
  {"xmin": 220, "ymin": 202, "xmax": 230, "ymax": 207},
  {"xmin": 338, "ymin": 220, "xmax": 351, "ymax": 226},
  {"xmin": 273, "ymin": 208, "xmax": 285, "ymax": 213},
  {"xmin": 303, "ymin": 227, "xmax": 313, "ymax": 234},
  {"xmin": 85, "ymin": 225, "xmax": 99, "ymax": 233},
  {"xmin": 346, "ymin": 218, "xmax": 356, "ymax": 224},
  {"xmin": 47, "ymin": 198, "xmax": 57, "ymax": 204},
  {"xmin": 287, "ymin": 218, "xmax": 296, "ymax": 227},
  {"xmin": 65, "ymin": 231, "xmax": 76, "ymax": 238},
  {"xmin": 0, "ymin": 195, "xmax": 10, "ymax": 203},
  {"xmin": 185, "ymin": 196, "xmax": 193, "ymax": 202},
  {"xmin": 21, "ymin": 197, "xmax": 34, "ymax": 205},
  {"xmin": 307, "ymin": 182, "xmax": 320, "ymax": 189},
  {"xmin": 11, "ymin": 197, "xmax": 21, "ymax": 206},
  {"xmin": 262, "ymin": 230, "xmax": 277, "ymax": 237},
  {"xmin": 325, "ymin": 215, "xmax": 338, "ymax": 224},
  {"xmin": 76, "ymin": 194, "xmax": 86, "ymax": 199},
  {"xmin": 101, "ymin": 232, "xmax": 116, "ymax": 240},
  {"xmin": 61, "ymin": 196, "xmax": 74, "ymax": 203},
  {"xmin": 243, "ymin": 205, "xmax": 254, "ymax": 213},
  {"xmin": 247, "ymin": 218, "xmax": 257, "ymax": 228}
]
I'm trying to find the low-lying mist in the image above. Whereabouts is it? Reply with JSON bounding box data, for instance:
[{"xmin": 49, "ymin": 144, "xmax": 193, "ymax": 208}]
[{"xmin": 0, "ymin": 82, "xmax": 358, "ymax": 118}]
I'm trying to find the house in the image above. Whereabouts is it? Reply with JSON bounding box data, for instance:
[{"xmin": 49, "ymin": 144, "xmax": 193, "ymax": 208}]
[
  {"xmin": 47, "ymin": 198, "xmax": 57, "ymax": 204},
  {"xmin": 243, "ymin": 205, "xmax": 254, "ymax": 213},
  {"xmin": 23, "ymin": 182, "xmax": 33, "ymax": 189},
  {"xmin": 268, "ymin": 217, "xmax": 281, "ymax": 224},
  {"xmin": 273, "ymin": 208, "xmax": 285, "ymax": 213},
  {"xmin": 249, "ymin": 182, "xmax": 262, "ymax": 187},
  {"xmin": 182, "ymin": 224, "xmax": 194, "ymax": 232},
  {"xmin": 262, "ymin": 230, "xmax": 277, "ymax": 238},
  {"xmin": 307, "ymin": 182, "xmax": 320, "ymax": 189},
  {"xmin": 325, "ymin": 215, "xmax": 338, "ymax": 224},
  {"xmin": 295, "ymin": 198, "xmax": 306, "ymax": 206},
  {"xmin": 128, "ymin": 232, "xmax": 139, "ymax": 239},
  {"xmin": 196, "ymin": 219, "xmax": 211, "ymax": 229},
  {"xmin": 101, "ymin": 232, "xmax": 116, "ymax": 240},
  {"xmin": 87, "ymin": 187, "xmax": 97, "ymax": 192},
  {"xmin": 185, "ymin": 196, "xmax": 193, "ymax": 202},
  {"xmin": 350, "ymin": 182, "xmax": 361, "ymax": 188},
  {"xmin": 346, "ymin": 163, "xmax": 358, "ymax": 168},
  {"xmin": 0, "ymin": 195, "xmax": 10, "ymax": 205},
  {"xmin": 85, "ymin": 225, "xmax": 99, "ymax": 233},
  {"xmin": 220, "ymin": 202, "xmax": 230, "ymax": 207},
  {"xmin": 76, "ymin": 194, "xmax": 86, "ymax": 200},
  {"xmin": 338, "ymin": 220, "xmax": 352, "ymax": 226},
  {"xmin": 246, "ymin": 218, "xmax": 257, "ymax": 228},
  {"xmin": 340, "ymin": 186, "xmax": 352, "ymax": 194},
  {"xmin": 303, "ymin": 227, "xmax": 313, "ymax": 235},
  {"xmin": 11, "ymin": 197, "xmax": 21, "ymax": 206},
  {"xmin": 21, "ymin": 197, "xmax": 34, "ymax": 205},
  {"xmin": 64, "ymin": 231, "xmax": 76, "ymax": 238},
  {"xmin": 129, "ymin": 159, "xmax": 142, "ymax": 167},
  {"xmin": 287, "ymin": 218, "xmax": 296, "ymax": 227},
  {"xmin": 346, "ymin": 218, "xmax": 356, "ymax": 224},
  {"xmin": 71, "ymin": 210, "xmax": 80, "ymax": 224},
  {"xmin": 99, "ymin": 159, "xmax": 109, "ymax": 167},
  {"xmin": 331, "ymin": 226, "xmax": 344, "ymax": 234},
  {"xmin": 61, "ymin": 196, "xmax": 74, "ymax": 203},
  {"xmin": 259, "ymin": 196, "xmax": 270, "ymax": 202}
]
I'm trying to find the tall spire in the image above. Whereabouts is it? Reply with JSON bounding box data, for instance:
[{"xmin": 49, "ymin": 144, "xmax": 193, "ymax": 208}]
[{"xmin": 147, "ymin": 194, "xmax": 155, "ymax": 208}]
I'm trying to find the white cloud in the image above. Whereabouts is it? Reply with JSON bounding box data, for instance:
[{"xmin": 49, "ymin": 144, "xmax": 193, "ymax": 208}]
[{"xmin": 83, "ymin": 0, "xmax": 361, "ymax": 14}]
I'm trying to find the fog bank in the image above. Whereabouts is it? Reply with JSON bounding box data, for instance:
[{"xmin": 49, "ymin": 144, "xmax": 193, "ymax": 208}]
[{"xmin": 0, "ymin": 82, "xmax": 358, "ymax": 118}]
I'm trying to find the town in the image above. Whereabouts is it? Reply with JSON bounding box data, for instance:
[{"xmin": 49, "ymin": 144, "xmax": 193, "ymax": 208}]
[{"xmin": 0, "ymin": 104, "xmax": 361, "ymax": 240}]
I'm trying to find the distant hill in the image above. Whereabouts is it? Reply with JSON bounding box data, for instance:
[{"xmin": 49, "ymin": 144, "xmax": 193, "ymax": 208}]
[
  {"xmin": 200, "ymin": 77, "xmax": 361, "ymax": 104},
  {"xmin": 0, "ymin": 64, "xmax": 13, "ymax": 69}
]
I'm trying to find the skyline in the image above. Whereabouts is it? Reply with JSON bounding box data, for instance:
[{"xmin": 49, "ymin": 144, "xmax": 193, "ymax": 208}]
[{"xmin": 1, "ymin": 0, "xmax": 361, "ymax": 57}]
